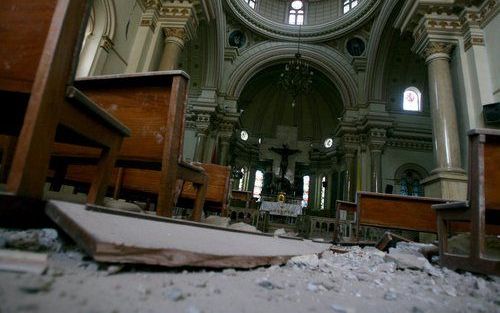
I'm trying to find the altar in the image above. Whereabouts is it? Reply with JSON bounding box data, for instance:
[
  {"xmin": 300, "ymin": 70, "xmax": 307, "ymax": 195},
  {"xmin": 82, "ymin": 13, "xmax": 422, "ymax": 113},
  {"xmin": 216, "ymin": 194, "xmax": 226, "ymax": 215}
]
[{"xmin": 260, "ymin": 201, "xmax": 303, "ymax": 217}]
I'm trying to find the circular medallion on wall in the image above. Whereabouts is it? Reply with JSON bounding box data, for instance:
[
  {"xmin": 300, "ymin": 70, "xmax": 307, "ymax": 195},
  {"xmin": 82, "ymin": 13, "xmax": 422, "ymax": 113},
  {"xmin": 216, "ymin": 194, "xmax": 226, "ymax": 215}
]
[
  {"xmin": 229, "ymin": 30, "xmax": 247, "ymax": 48},
  {"xmin": 346, "ymin": 37, "xmax": 366, "ymax": 57}
]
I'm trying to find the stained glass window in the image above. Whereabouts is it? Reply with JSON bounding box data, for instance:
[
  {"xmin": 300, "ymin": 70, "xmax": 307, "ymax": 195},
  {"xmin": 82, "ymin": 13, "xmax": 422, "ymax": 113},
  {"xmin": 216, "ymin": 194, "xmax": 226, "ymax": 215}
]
[
  {"xmin": 403, "ymin": 87, "xmax": 422, "ymax": 112},
  {"xmin": 302, "ymin": 175, "xmax": 310, "ymax": 207},
  {"xmin": 288, "ymin": 1, "xmax": 304, "ymax": 25},
  {"xmin": 343, "ymin": 0, "xmax": 359, "ymax": 14},
  {"xmin": 253, "ymin": 170, "xmax": 264, "ymax": 200},
  {"xmin": 245, "ymin": 0, "xmax": 256, "ymax": 9},
  {"xmin": 320, "ymin": 176, "xmax": 326, "ymax": 210},
  {"xmin": 238, "ymin": 168, "xmax": 246, "ymax": 190}
]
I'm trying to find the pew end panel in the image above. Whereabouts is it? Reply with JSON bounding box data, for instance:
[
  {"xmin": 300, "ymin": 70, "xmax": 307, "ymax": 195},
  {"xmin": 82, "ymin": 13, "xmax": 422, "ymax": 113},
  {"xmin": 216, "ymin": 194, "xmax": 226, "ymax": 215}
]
[
  {"xmin": 434, "ymin": 128, "xmax": 500, "ymax": 275},
  {"xmin": 52, "ymin": 71, "xmax": 208, "ymax": 220},
  {"xmin": 178, "ymin": 163, "xmax": 231, "ymax": 217},
  {"xmin": 0, "ymin": 0, "xmax": 130, "ymax": 210}
]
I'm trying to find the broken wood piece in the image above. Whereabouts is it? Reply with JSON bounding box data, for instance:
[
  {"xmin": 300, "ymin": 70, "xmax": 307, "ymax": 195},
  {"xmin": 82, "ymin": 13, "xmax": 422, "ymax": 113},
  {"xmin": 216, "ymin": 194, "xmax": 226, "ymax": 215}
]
[
  {"xmin": 375, "ymin": 232, "xmax": 413, "ymax": 252},
  {"xmin": 45, "ymin": 200, "xmax": 331, "ymax": 269},
  {"xmin": 330, "ymin": 246, "xmax": 349, "ymax": 254},
  {"xmin": 0, "ymin": 249, "xmax": 48, "ymax": 274}
]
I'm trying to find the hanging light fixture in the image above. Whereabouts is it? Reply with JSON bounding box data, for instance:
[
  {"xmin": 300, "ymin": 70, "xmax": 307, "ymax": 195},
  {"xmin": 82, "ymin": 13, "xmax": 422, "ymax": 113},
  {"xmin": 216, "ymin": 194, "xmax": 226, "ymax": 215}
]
[{"xmin": 278, "ymin": 25, "xmax": 314, "ymax": 107}]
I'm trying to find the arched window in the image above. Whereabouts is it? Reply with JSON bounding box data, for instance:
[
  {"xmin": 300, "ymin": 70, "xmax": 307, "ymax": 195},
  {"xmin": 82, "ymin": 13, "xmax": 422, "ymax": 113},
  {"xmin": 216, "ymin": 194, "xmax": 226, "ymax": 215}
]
[
  {"xmin": 253, "ymin": 170, "xmax": 264, "ymax": 200},
  {"xmin": 343, "ymin": 0, "xmax": 359, "ymax": 14},
  {"xmin": 394, "ymin": 164, "xmax": 428, "ymax": 197},
  {"xmin": 320, "ymin": 176, "xmax": 326, "ymax": 210},
  {"xmin": 288, "ymin": 0, "xmax": 305, "ymax": 25},
  {"xmin": 402, "ymin": 87, "xmax": 422, "ymax": 112},
  {"xmin": 302, "ymin": 175, "xmax": 310, "ymax": 207},
  {"xmin": 245, "ymin": 0, "xmax": 256, "ymax": 9},
  {"xmin": 238, "ymin": 168, "xmax": 246, "ymax": 190}
]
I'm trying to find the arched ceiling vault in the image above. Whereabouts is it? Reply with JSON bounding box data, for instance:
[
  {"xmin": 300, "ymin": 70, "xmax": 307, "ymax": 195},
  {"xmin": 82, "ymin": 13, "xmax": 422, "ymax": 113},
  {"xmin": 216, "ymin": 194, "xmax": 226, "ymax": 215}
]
[
  {"xmin": 224, "ymin": 41, "xmax": 358, "ymax": 108},
  {"xmin": 224, "ymin": 0, "xmax": 381, "ymax": 42},
  {"xmin": 238, "ymin": 64, "xmax": 343, "ymax": 142}
]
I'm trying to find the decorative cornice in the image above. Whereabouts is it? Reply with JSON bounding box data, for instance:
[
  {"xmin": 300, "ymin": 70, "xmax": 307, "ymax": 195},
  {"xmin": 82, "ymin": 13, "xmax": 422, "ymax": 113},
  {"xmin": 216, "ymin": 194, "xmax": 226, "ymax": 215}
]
[
  {"xmin": 400, "ymin": 0, "xmax": 498, "ymax": 55},
  {"xmin": 140, "ymin": 16, "xmax": 157, "ymax": 32},
  {"xmin": 386, "ymin": 137, "xmax": 433, "ymax": 151}
]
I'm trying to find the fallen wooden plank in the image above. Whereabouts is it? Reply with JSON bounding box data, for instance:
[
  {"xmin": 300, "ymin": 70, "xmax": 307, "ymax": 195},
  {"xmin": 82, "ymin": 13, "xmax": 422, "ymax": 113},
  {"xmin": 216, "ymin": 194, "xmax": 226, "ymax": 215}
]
[
  {"xmin": 375, "ymin": 232, "xmax": 413, "ymax": 252},
  {"xmin": 0, "ymin": 249, "xmax": 48, "ymax": 274},
  {"xmin": 45, "ymin": 200, "xmax": 331, "ymax": 269}
]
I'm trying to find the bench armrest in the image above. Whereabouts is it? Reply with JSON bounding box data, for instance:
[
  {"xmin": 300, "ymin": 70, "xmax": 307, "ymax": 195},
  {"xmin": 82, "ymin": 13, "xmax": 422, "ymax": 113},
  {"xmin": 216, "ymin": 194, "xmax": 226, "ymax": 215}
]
[
  {"xmin": 66, "ymin": 86, "xmax": 131, "ymax": 137},
  {"xmin": 178, "ymin": 160, "xmax": 205, "ymax": 173},
  {"xmin": 432, "ymin": 201, "xmax": 469, "ymax": 210}
]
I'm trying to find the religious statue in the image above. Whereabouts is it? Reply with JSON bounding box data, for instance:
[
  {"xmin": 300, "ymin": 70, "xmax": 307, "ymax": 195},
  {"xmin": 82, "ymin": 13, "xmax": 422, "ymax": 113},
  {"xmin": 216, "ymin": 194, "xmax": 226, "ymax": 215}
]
[{"xmin": 269, "ymin": 144, "xmax": 301, "ymax": 179}]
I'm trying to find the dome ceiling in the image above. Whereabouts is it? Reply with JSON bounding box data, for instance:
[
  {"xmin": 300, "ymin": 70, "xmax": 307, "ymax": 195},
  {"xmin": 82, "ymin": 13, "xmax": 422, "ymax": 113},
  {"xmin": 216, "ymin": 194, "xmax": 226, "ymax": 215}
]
[
  {"xmin": 238, "ymin": 64, "xmax": 343, "ymax": 143},
  {"xmin": 225, "ymin": 0, "xmax": 380, "ymax": 42}
]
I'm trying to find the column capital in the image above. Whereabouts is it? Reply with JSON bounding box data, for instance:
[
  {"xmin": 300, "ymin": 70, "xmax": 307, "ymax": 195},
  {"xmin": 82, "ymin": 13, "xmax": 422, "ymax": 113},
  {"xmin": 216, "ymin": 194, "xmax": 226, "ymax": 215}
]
[
  {"xmin": 422, "ymin": 41, "xmax": 454, "ymax": 63},
  {"xmin": 162, "ymin": 27, "xmax": 188, "ymax": 41},
  {"xmin": 99, "ymin": 36, "xmax": 114, "ymax": 53},
  {"xmin": 368, "ymin": 127, "xmax": 387, "ymax": 152},
  {"xmin": 192, "ymin": 112, "xmax": 211, "ymax": 133}
]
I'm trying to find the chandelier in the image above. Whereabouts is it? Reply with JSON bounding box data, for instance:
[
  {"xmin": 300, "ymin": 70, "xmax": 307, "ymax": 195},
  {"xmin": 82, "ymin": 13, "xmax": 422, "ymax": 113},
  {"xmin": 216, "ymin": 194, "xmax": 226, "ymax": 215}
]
[{"xmin": 278, "ymin": 26, "xmax": 314, "ymax": 107}]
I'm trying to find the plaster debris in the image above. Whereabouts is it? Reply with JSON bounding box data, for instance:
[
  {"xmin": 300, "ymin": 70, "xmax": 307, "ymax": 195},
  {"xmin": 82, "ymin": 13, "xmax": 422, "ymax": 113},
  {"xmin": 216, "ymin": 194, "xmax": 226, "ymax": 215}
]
[
  {"xmin": 0, "ymin": 228, "xmax": 499, "ymax": 313},
  {"xmin": 287, "ymin": 254, "xmax": 319, "ymax": 269},
  {"xmin": 0, "ymin": 228, "xmax": 61, "ymax": 252}
]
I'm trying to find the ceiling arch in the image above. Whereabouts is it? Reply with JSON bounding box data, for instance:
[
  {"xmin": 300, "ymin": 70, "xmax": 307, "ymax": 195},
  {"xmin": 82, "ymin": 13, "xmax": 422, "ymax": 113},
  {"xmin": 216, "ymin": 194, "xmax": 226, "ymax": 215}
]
[{"xmin": 223, "ymin": 41, "xmax": 358, "ymax": 108}]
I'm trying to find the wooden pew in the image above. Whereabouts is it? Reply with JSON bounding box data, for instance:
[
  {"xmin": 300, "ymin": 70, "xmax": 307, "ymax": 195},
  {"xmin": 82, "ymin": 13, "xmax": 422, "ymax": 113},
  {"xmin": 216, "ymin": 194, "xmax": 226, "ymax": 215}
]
[
  {"xmin": 0, "ymin": 135, "xmax": 16, "ymax": 183},
  {"xmin": 51, "ymin": 71, "xmax": 208, "ymax": 221},
  {"xmin": 433, "ymin": 128, "xmax": 500, "ymax": 275},
  {"xmin": 177, "ymin": 163, "xmax": 231, "ymax": 217},
  {"xmin": 333, "ymin": 192, "xmax": 449, "ymax": 243},
  {"xmin": 0, "ymin": 0, "xmax": 130, "ymax": 213}
]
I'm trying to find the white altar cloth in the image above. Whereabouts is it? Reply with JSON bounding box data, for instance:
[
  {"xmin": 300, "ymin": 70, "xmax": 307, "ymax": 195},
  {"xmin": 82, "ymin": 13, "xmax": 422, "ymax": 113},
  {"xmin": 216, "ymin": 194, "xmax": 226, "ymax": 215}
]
[{"xmin": 260, "ymin": 201, "xmax": 302, "ymax": 217}]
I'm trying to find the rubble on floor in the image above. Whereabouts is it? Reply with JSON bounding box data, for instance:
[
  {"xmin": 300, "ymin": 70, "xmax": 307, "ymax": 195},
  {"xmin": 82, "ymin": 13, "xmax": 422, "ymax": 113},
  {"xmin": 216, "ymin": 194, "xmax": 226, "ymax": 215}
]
[{"xmin": 1, "ymin": 227, "xmax": 499, "ymax": 313}]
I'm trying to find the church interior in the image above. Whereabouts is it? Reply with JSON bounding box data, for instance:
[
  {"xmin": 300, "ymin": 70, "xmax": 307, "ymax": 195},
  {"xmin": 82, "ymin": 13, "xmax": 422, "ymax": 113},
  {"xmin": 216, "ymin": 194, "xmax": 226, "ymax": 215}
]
[{"xmin": 1, "ymin": 0, "xmax": 500, "ymax": 312}]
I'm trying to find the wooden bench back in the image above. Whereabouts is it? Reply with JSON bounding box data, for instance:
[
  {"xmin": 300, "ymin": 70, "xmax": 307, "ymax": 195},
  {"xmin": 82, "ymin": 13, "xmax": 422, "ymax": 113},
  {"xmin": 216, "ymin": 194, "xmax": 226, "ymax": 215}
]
[
  {"xmin": 72, "ymin": 73, "xmax": 187, "ymax": 162},
  {"xmin": 180, "ymin": 163, "xmax": 231, "ymax": 207},
  {"xmin": 484, "ymin": 134, "xmax": 500, "ymax": 210},
  {"xmin": 356, "ymin": 191, "xmax": 448, "ymax": 233},
  {"xmin": 0, "ymin": 1, "xmax": 58, "ymax": 93}
]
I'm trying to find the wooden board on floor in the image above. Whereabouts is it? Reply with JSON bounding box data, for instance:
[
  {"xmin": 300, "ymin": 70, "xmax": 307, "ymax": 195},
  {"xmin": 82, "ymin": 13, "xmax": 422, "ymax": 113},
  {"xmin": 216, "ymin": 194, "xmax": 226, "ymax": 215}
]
[
  {"xmin": 0, "ymin": 249, "xmax": 48, "ymax": 274},
  {"xmin": 45, "ymin": 200, "xmax": 331, "ymax": 268}
]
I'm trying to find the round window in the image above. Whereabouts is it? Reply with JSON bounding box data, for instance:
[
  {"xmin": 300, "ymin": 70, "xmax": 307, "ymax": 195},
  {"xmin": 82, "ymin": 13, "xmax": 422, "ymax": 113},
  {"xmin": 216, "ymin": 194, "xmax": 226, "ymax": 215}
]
[
  {"xmin": 291, "ymin": 0, "xmax": 303, "ymax": 10},
  {"xmin": 240, "ymin": 130, "xmax": 249, "ymax": 141},
  {"xmin": 324, "ymin": 138, "xmax": 333, "ymax": 148}
]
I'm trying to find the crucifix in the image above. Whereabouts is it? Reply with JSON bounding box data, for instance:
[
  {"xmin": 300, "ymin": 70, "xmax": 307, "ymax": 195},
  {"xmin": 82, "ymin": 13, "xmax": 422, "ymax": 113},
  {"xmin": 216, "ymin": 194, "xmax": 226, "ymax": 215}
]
[
  {"xmin": 260, "ymin": 126, "xmax": 310, "ymax": 183},
  {"xmin": 269, "ymin": 144, "xmax": 300, "ymax": 179}
]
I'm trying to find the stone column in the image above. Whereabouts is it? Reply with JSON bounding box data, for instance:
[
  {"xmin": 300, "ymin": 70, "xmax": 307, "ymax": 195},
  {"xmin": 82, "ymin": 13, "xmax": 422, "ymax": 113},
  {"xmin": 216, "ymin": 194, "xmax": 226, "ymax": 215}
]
[
  {"xmin": 218, "ymin": 135, "xmax": 231, "ymax": 166},
  {"xmin": 370, "ymin": 147, "xmax": 382, "ymax": 193},
  {"xmin": 192, "ymin": 113, "xmax": 210, "ymax": 162},
  {"xmin": 308, "ymin": 173, "xmax": 317, "ymax": 209},
  {"xmin": 126, "ymin": 15, "xmax": 156, "ymax": 73},
  {"xmin": 158, "ymin": 28, "xmax": 186, "ymax": 70},
  {"xmin": 247, "ymin": 167, "xmax": 256, "ymax": 194},
  {"xmin": 344, "ymin": 149, "xmax": 357, "ymax": 202},
  {"xmin": 193, "ymin": 130, "xmax": 207, "ymax": 162},
  {"xmin": 420, "ymin": 42, "xmax": 467, "ymax": 200},
  {"xmin": 368, "ymin": 130, "xmax": 385, "ymax": 193}
]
